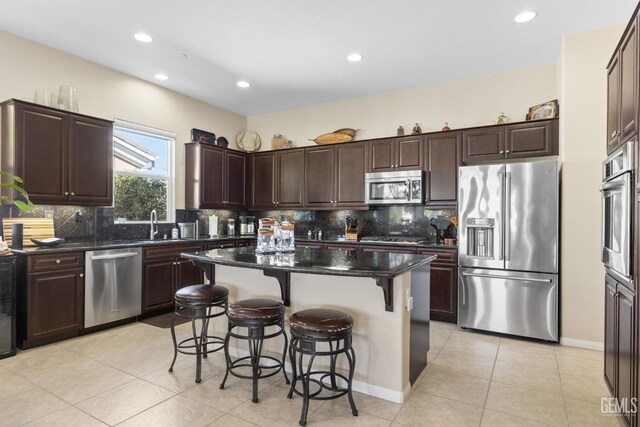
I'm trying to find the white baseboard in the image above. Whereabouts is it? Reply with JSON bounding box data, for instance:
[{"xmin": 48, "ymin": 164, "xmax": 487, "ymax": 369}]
[
  {"xmin": 226, "ymin": 345, "xmax": 406, "ymax": 403},
  {"xmin": 560, "ymin": 337, "xmax": 604, "ymax": 351}
]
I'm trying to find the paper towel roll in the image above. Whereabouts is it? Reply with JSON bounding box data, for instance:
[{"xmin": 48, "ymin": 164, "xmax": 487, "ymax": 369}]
[{"xmin": 209, "ymin": 215, "xmax": 218, "ymax": 237}]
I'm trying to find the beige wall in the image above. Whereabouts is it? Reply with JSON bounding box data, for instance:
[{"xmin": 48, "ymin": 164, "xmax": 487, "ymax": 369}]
[
  {"xmin": 0, "ymin": 30, "xmax": 247, "ymax": 209},
  {"xmin": 559, "ymin": 23, "xmax": 626, "ymax": 346},
  {"xmin": 247, "ymin": 65, "xmax": 557, "ymax": 149}
]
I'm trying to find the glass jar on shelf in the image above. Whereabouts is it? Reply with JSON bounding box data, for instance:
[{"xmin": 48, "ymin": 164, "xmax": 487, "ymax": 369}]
[
  {"xmin": 277, "ymin": 221, "xmax": 295, "ymax": 252},
  {"xmin": 256, "ymin": 228, "xmax": 276, "ymax": 254}
]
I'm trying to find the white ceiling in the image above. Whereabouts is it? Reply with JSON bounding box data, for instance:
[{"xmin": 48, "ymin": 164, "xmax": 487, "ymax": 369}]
[{"xmin": 0, "ymin": 0, "xmax": 636, "ymax": 116}]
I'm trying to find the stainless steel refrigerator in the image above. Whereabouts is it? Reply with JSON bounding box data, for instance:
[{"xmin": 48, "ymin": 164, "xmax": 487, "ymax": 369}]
[{"xmin": 458, "ymin": 160, "xmax": 559, "ymax": 341}]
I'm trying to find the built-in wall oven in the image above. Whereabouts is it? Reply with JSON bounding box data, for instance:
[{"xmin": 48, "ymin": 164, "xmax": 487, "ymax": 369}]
[{"xmin": 600, "ymin": 141, "xmax": 634, "ymax": 289}]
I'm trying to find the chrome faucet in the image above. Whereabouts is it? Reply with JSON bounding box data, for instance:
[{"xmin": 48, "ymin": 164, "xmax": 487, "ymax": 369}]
[{"xmin": 150, "ymin": 209, "xmax": 158, "ymax": 240}]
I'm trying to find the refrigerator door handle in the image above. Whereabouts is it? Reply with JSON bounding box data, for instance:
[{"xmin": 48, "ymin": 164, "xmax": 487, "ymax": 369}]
[
  {"xmin": 461, "ymin": 272, "xmax": 552, "ymax": 283},
  {"xmin": 459, "ymin": 270, "xmax": 467, "ymax": 305},
  {"xmin": 505, "ymin": 172, "xmax": 511, "ymax": 261}
]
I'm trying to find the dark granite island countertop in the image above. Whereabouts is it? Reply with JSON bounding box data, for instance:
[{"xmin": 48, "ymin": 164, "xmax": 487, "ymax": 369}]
[{"xmin": 181, "ymin": 246, "xmax": 435, "ymax": 403}]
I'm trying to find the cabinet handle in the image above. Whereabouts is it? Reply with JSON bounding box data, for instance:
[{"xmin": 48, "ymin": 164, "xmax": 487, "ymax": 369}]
[
  {"xmin": 64, "ymin": 192, "xmax": 69, "ymax": 196},
  {"xmin": 55, "ymin": 259, "xmax": 61, "ymax": 264},
  {"xmin": 505, "ymin": 150, "xmax": 510, "ymax": 154},
  {"xmin": 79, "ymin": 273, "xmax": 84, "ymax": 278},
  {"xmin": 70, "ymin": 192, "xmax": 75, "ymax": 196},
  {"xmin": 499, "ymin": 150, "xmax": 504, "ymax": 154},
  {"xmin": 612, "ymin": 130, "xmax": 617, "ymax": 138},
  {"xmin": 617, "ymin": 131, "xmax": 621, "ymax": 137}
]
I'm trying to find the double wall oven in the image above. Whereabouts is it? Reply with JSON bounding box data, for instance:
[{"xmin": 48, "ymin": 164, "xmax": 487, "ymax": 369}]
[{"xmin": 600, "ymin": 141, "xmax": 634, "ymax": 289}]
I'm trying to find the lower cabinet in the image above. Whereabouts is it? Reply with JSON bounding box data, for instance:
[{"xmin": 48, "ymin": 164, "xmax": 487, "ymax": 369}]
[
  {"xmin": 19, "ymin": 252, "xmax": 85, "ymax": 349},
  {"xmin": 141, "ymin": 243, "xmax": 204, "ymax": 314},
  {"xmin": 604, "ymin": 274, "xmax": 636, "ymax": 426},
  {"xmin": 417, "ymin": 249, "xmax": 458, "ymax": 323}
]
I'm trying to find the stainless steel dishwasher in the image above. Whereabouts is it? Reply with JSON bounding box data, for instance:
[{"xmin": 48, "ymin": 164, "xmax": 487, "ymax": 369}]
[{"xmin": 85, "ymin": 248, "xmax": 142, "ymax": 328}]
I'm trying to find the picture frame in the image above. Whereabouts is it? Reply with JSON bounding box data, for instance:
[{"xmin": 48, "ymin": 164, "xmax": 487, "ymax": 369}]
[
  {"xmin": 527, "ymin": 99, "xmax": 559, "ymax": 121},
  {"xmin": 191, "ymin": 128, "xmax": 216, "ymax": 144}
]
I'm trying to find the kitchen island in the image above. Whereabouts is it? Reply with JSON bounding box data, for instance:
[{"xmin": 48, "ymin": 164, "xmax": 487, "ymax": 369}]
[{"xmin": 181, "ymin": 246, "xmax": 435, "ymax": 403}]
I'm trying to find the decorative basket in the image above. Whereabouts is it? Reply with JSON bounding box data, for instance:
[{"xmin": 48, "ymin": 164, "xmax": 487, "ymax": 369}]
[{"xmin": 310, "ymin": 128, "xmax": 358, "ymax": 145}]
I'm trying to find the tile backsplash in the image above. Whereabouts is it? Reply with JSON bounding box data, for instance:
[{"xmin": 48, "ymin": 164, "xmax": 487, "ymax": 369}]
[{"xmin": 0, "ymin": 205, "xmax": 456, "ymax": 244}]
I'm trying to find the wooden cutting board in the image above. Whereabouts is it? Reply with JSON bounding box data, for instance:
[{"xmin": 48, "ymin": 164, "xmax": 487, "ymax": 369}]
[{"xmin": 2, "ymin": 218, "xmax": 55, "ymax": 247}]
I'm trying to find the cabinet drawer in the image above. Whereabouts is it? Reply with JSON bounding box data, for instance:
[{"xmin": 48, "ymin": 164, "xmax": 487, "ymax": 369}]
[
  {"xmin": 28, "ymin": 252, "xmax": 84, "ymax": 272},
  {"xmin": 143, "ymin": 243, "xmax": 204, "ymax": 260},
  {"xmin": 360, "ymin": 245, "xmax": 417, "ymax": 254},
  {"xmin": 416, "ymin": 248, "xmax": 457, "ymax": 263},
  {"xmin": 325, "ymin": 244, "xmax": 359, "ymax": 251},
  {"xmin": 295, "ymin": 241, "xmax": 325, "ymax": 249},
  {"xmin": 206, "ymin": 241, "xmax": 236, "ymax": 250}
]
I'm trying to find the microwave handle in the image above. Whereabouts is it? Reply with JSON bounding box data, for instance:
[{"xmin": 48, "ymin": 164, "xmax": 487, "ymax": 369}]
[
  {"xmin": 406, "ymin": 179, "xmax": 411, "ymax": 201},
  {"xmin": 599, "ymin": 181, "xmax": 624, "ymax": 191}
]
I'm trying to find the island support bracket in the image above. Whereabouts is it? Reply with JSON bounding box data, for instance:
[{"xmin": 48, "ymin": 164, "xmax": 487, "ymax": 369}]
[
  {"xmin": 193, "ymin": 261, "xmax": 215, "ymax": 283},
  {"xmin": 263, "ymin": 269, "xmax": 291, "ymax": 306},
  {"xmin": 375, "ymin": 277, "xmax": 394, "ymax": 312}
]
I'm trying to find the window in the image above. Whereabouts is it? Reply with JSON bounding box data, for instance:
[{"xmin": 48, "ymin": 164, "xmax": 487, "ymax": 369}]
[{"xmin": 113, "ymin": 121, "xmax": 175, "ymax": 223}]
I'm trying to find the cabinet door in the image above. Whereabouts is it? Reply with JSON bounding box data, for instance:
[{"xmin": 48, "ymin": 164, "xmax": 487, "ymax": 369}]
[
  {"xmin": 226, "ymin": 151, "xmax": 246, "ymax": 207},
  {"xmin": 305, "ymin": 146, "xmax": 336, "ymax": 206},
  {"xmin": 27, "ymin": 269, "xmax": 83, "ymax": 342},
  {"xmin": 617, "ymin": 284, "xmax": 635, "ymax": 423},
  {"xmin": 13, "ymin": 104, "xmax": 69, "ymax": 203},
  {"xmin": 396, "ymin": 136, "xmax": 423, "ymax": 170},
  {"xmin": 251, "ymin": 152, "xmax": 276, "ymax": 208},
  {"xmin": 175, "ymin": 259, "xmax": 204, "ymax": 291},
  {"xmin": 620, "ymin": 23, "xmax": 637, "ymax": 142},
  {"xmin": 429, "ymin": 262, "xmax": 457, "ymax": 323},
  {"xmin": 462, "ymin": 128, "xmax": 505, "ymax": 163},
  {"xmin": 505, "ymin": 121, "xmax": 556, "ymax": 159},
  {"xmin": 68, "ymin": 115, "xmax": 113, "ymax": 205},
  {"xmin": 369, "ymin": 139, "xmax": 395, "ymax": 171},
  {"xmin": 277, "ymin": 149, "xmax": 305, "ymax": 207},
  {"xmin": 604, "ymin": 275, "xmax": 618, "ymax": 394},
  {"xmin": 425, "ymin": 132, "xmax": 460, "ymax": 205},
  {"xmin": 142, "ymin": 259, "xmax": 175, "ymax": 313},
  {"xmin": 607, "ymin": 55, "xmax": 621, "ymax": 154},
  {"xmin": 335, "ymin": 142, "xmax": 367, "ymax": 207},
  {"xmin": 200, "ymin": 146, "xmax": 225, "ymax": 207}
]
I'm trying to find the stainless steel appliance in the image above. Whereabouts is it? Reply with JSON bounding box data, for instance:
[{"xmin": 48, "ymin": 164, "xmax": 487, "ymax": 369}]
[
  {"xmin": 458, "ymin": 160, "xmax": 559, "ymax": 341},
  {"xmin": 178, "ymin": 222, "xmax": 197, "ymax": 239},
  {"xmin": 360, "ymin": 236, "xmax": 426, "ymax": 245},
  {"xmin": 600, "ymin": 141, "xmax": 634, "ymax": 288},
  {"xmin": 85, "ymin": 248, "xmax": 142, "ymax": 328},
  {"xmin": 365, "ymin": 170, "xmax": 424, "ymax": 205}
]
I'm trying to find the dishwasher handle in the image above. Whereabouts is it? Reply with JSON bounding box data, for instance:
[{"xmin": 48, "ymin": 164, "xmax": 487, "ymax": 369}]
[{"xmin": 91, "ymin": 252, "xmax": 139, "ymax": 261}]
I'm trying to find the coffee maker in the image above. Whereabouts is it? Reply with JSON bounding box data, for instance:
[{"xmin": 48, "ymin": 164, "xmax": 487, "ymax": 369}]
[{"xmin": 239, "ymin": 216, "xmax": 256, "ymax": 235}]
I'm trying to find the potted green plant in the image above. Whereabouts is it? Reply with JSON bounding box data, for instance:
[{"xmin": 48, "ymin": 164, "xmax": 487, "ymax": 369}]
[{"xmin": 0, "ymin": 171, "xmax": 34, "ymax": 212}]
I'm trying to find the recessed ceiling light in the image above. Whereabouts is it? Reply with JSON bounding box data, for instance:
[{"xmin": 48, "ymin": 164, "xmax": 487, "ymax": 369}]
[
  {"xmin": 514, "ymin": 11, "xmax": 537, "ymax": 23},
  {"xmin": 237, "ymin": 81, "xmax": 250, "ymax": 88},
  {"xmin": 134, "ymin": 33, "xmax": 153, "ymax": 43},
  {"xmin": 154, "ymin": 74, "xmax": 168, "ymax": 81},
  {"xmin": 347, "ymin": 53, "xmax": 363, "ymax": 62}
]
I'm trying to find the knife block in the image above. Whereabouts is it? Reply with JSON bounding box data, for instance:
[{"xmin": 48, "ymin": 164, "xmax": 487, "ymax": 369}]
[{"xmin": 345, "ymin": 226, "xmax": 358, "ymax": 241}]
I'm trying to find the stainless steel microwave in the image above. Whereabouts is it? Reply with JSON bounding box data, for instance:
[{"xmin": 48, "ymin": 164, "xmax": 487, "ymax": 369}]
[{"xmin": 364, "ymin": 170, "xmax": 424, "ymax": 205}]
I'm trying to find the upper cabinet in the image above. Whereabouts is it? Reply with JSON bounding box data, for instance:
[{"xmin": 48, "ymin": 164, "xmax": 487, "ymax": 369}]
[
  {"xmin": 425, "ymin": 132, "xmax": 460, "ymax": 206},
  {"xmin": 462, "ymin": 119, "xmax": 558, "ymax": 163},
  {"xmin": 249, "ymin": 149, "xmax": 304, "ymax": 209},
  {"xmin": 0, "ymin": 99, "xmax": 113, "ymax": 206},
  {"xmin": 370, "ymin": 136, "xmax": 423, "ymax": 172},
  {"xmin": 608, "ymin": 19, "xmax": 637, "ymax": 154},
  {"xmin": 185, "ymin": 143, "xmax": 246, "ymax": 209}
]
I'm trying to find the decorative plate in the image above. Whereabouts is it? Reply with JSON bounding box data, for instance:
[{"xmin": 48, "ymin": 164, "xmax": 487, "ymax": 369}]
[
  {"xmin": 236, "ymin": 131, "xmax": 261, "ymax": 152},
  {"xmin": 191, "ymin": 128, "xmax": 216, "ymax": 144},
  {"xmin": 527, "ymin": 99, "xmax": 559, "ymax": 121},
  {"xmin": 31, "ymin": 237, "xmax": 65, "ymax": 247}
]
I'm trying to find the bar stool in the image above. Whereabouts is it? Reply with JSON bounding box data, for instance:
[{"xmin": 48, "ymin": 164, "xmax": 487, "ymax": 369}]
[
  {"xmin": 168, "ymin": 284, "xmax": 228, "ymax": 383},
  {"xmin": 287, "ymin": 308, "xmax": 358, "ymax": 426},
  {"xmin": 220, "ymin": 299, "xmax": 289, "ymax": 403}
]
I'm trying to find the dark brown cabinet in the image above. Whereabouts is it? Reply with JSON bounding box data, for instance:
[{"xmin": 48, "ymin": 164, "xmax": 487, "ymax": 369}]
[
  {"xmin": 370, "ymin": 136, "xmax": 423, "ymax": 172},
  {"xmin": 19, "ymin": 252, "xmax": 85, "ymax": 349},
  {"xmin": 305, "ymin": 143, "xmax": 367, "ymax": 209},
  {"xmin": 417, "ymin": 248, "xmax": 457, "ymax": 323},
  {"xmin": 1, "ymin": 99, "xmax": 113, "ymax": 206},
  {"xmin": 141, "ymin": 243, "xmax": 204, "ymax": 314},
  {"xmin": 608, "ymin": 20, "xmax": 637, "ymax": 154},
  {"xmin": 462, "ymin": 119, "xmax": 558, "ymax": 163},
  {"xmin": 604, "ymin": 275, "xmax": 636, "ymax": 426},
  {"xmin": 250, "ymin": 149, "xmax": 305, "ymax": 209},
  {"xmin": 424, "ymin": 132, "xmax": 460, "ymax": 206},
  {"xmin": 185, "ymin": 143, "xmax": 246, "ymax": 209}
]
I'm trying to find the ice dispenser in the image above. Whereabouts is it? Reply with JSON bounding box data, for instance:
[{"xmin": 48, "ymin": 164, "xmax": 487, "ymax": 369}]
[{"xmin": 466, "ymin": 218, "xmax": 494, "ymax": 258}]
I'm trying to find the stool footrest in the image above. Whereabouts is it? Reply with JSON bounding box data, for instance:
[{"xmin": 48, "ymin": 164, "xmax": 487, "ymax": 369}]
[
  {"xmin": 226, "ymin": 355, "xmax": 286, "ymax": 381},
  {"xmin": 288, "ymin": 371, "xmax": 351, "ymax": 400},
  {"xmin": 176, "ymin": 336, "xmax": 225, "ymax": 357}
]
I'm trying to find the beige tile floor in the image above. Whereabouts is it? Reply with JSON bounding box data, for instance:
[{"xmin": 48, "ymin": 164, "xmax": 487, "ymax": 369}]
[{"xmin": 0, "ymin": 320, "xmax": 621, "ymax": 427}]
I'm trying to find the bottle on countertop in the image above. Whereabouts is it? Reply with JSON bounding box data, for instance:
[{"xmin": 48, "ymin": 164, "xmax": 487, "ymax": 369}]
[
  {"xmin": 171, "ymin": 225, "xmax": 179, "ymax": 239},
  {"xmin": 307, "ymin": 230, "xmax": 312, "ymax": 239},
  {"xmin": 318, "ymin": 229, "xmax": 323, "ymax": 240}
]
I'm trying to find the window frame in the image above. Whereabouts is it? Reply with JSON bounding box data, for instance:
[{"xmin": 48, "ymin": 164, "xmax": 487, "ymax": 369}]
[{"xmin": 112, "ymin": 120, "xmax": 175, "ymax": 224}]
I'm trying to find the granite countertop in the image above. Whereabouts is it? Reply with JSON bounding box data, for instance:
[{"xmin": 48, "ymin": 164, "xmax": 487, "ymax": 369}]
[
  {"xmin": 10, "ymin": 235, "xmax": 256, "ymax": 255},
  {"xmin": 181, "ymin": 246, "xmax": 436, "ymax": 278},
  {"xmin": 294, "ymin": 237, "xmax": 457, "ymax": 250}
]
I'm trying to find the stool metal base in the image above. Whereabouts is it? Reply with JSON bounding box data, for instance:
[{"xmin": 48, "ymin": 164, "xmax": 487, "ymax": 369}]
[
  {"xmin": 220, "ymin": 319, "xmax": 290, "ymax": 403},
  {"xmin": 287, "ymin": 333, "xmax": 358, "ymax": 426},
  {"xmin": 169, "ymin": 299, "xmax": 227, "ymax": 383}
]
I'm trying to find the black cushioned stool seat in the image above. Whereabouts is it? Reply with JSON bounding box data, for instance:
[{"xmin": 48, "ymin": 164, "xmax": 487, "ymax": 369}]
[
  {"xmin": 168, "ymin": 284, "xmax": 228, "ymax": 383},
  {"xmin": 220, "ymin": 299, "xmax": 289, "ymax": 403},
  {"xmin": 288, "ymin": 308, "xmax": 358, "ymax": 426}
]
